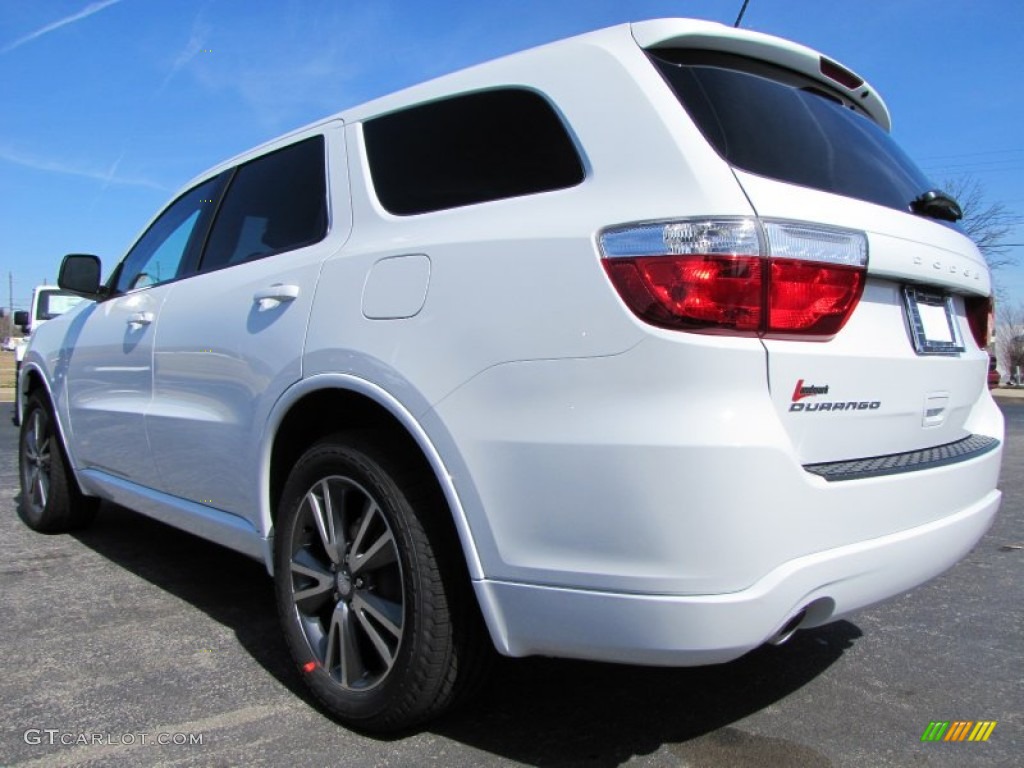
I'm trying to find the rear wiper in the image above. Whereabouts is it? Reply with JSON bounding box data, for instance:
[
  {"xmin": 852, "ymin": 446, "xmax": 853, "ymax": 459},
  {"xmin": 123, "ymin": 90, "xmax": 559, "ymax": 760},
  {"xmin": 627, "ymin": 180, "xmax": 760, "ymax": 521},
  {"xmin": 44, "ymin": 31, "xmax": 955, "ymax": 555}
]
[{"xmin": 910, "ymin": 189, "xmax": 963, "ymax": 222}]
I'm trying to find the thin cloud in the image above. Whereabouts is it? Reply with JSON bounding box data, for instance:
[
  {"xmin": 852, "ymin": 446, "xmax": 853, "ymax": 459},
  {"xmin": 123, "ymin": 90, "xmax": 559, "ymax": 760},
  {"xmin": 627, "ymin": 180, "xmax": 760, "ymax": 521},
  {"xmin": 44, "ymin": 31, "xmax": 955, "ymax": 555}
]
[
  {"xmin": 97, "ymin": 149, "xmax": 126, "ymax": 193},
  {"xmin": 159, "ymin": 17, "xmax": 212, "ymax": 92},
  {"xmin": 0, "ymin": 146, "xmax": 165, "ymax": 191},
  {"xmin": 2, "ymin": 0, "xmax": 124, "ymax": 54}
]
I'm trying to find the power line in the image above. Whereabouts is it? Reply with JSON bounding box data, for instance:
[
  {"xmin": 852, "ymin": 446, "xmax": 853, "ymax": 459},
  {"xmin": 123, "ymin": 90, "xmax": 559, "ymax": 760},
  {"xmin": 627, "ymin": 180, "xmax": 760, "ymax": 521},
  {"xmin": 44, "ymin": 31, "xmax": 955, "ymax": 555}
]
[
  {"xmin": 921, "ymin": 160, "xmax": 1024, "ymax": 172},
  {"xmin": 916, "ymin": 147, "xmax": 1024, "ymax": 162},
  {"xmin": 922, "ymin": 158, "xmax": 1024, "ymax": 169},
  {"xmin": 924, "ymin": 166, "xmax": 1024, "ymax": 178}
]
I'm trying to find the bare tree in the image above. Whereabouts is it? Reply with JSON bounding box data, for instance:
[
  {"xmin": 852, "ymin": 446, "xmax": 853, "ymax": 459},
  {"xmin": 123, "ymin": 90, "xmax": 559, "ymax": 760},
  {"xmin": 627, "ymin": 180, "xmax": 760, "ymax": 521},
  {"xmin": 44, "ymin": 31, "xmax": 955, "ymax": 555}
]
[
  {"xmin": 996, "ymin": 300, "xmax": 1024, "ymax": 384},
  {"xmin": 942, "ymin": 176, "xmax": 1021, "ymax": 273}
]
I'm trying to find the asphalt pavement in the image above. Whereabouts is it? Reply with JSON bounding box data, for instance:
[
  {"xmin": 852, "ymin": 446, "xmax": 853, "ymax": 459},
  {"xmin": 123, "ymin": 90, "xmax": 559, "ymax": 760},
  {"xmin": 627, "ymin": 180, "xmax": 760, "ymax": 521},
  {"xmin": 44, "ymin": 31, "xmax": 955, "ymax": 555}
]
[{"xmin": 0, "ymin": 400, "xmax": 1020, "ymax": 767}]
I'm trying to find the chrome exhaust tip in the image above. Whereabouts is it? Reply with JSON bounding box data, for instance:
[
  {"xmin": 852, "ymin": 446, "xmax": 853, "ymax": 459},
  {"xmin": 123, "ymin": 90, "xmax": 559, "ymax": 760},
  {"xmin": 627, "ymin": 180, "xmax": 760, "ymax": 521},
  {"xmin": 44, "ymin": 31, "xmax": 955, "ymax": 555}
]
[{"xmin": 768, "ymin": 609, "xmax": 807, "ymax": 646}]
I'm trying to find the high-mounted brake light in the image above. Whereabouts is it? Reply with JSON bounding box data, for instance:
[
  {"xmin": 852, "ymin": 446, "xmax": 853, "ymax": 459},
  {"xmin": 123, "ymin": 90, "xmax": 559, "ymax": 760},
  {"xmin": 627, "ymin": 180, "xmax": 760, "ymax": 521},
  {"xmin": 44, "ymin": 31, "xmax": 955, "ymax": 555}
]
[
  {"xmin": 600, "ymin": 218, "xmax": 867, "ymax": 339},
  {"xmin": 819, "ymin": 57, "xmax": 864, "ymax": 90}
]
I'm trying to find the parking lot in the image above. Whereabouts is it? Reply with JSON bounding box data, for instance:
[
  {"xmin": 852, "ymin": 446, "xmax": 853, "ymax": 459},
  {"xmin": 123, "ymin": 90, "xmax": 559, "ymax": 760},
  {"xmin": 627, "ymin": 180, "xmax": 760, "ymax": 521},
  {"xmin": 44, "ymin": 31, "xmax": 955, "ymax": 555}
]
[{"xmin": 0, "ymin": 396, "xmax": 1020, "ymax": 767}]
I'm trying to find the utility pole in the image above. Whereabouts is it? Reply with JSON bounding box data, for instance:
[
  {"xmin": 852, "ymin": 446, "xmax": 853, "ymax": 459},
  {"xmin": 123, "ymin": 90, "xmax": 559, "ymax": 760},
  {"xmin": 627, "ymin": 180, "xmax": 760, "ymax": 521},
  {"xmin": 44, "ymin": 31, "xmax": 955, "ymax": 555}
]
[{"xmin": 3, "ymin": 271, "xmax": 11, "ymax": 340}]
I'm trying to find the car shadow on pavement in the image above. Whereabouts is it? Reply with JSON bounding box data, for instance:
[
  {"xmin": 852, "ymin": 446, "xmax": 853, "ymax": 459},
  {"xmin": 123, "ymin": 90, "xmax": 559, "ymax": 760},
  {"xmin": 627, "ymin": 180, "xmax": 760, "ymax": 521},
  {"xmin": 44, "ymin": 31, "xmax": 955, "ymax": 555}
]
[
  {"xmin": 435, "ymin": 623, "xmax": 859, "ymax": 765},
  {"xmin": 68, "ymin": 502, "xmax": 309, "ymax": 698},
  {"xmin": 70, "ymin": 502, "xmax": 860, "ymax": 765}
]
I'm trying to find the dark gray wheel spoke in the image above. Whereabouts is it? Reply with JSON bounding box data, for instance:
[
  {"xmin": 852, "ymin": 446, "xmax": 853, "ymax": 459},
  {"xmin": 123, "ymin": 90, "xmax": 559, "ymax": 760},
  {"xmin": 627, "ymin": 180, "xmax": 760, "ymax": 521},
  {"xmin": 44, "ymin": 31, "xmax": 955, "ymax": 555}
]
[
  {"xmin": 325, "ymin": 602, "xmax": 365, "ymax": 687},
  {"xmin": 351, "ymin": 527, "xmax": 397, "ymax": 575},
  {"xmin": 33, "ymin": 468, "xmax": 48, "ymax": 509},
  {"xmin": 340, "ymin": 609, "xmax": 365, "ymax": 688},
  {"xmin": 349, "ymin": 499, "xmax": 376, "ymax": 553},
  {"xmin": 26, "ymin": 413, "xmax": 43, "ymax": 459},
  {"xmin": 308, "ymin": 480, "xmax": 344, "ymax": 564},
  {"xmin": 353, "ymin": 591, "xmax": 403, "ymax": 666},
  {"xmin": 354, "ymin": 590, "xmax": 403, "ymax": 633},
  {"xmin": 324, "ymin": 602, "xmax": 343, "ymax": 677},
  {"xmin": 291, "ymin": 548, "xmax": 334, "ymax": 607}
]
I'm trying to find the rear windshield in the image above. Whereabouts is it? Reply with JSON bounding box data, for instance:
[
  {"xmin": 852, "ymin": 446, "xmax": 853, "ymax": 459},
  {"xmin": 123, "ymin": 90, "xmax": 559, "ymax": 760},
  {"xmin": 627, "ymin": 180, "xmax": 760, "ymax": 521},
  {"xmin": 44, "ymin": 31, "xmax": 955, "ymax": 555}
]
[{"xmin": 649, "ymin": 50, "xmax": 935, "ymax": 215}]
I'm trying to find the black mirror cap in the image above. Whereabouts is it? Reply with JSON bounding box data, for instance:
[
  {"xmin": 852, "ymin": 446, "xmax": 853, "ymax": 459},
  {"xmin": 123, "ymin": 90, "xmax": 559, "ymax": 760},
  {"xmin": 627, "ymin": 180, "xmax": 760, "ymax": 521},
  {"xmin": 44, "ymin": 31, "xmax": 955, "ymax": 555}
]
[
  {"xmin": 13, "ymin": 309, "xmax": 29, "ymax": 330},
  {"xmin": 58, "ymin": 254, "xmax": 103, "ymax": 298}
]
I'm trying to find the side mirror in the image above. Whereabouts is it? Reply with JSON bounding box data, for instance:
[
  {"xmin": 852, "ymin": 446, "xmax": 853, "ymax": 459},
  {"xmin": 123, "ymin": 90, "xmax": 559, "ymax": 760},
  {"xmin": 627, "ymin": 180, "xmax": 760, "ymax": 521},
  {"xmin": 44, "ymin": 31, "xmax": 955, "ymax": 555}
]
[
  {"xmin": 59, "ymin": 254, "xmax": 103, "ymax": 299},
  {"xmin": 13, "ymin": 310, "xmax": 29, "ymax": 331}
]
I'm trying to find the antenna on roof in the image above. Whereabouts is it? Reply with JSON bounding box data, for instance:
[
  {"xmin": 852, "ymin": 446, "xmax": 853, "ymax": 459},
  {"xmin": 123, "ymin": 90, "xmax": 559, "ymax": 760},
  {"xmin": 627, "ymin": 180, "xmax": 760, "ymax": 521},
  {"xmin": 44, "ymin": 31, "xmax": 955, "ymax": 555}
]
[{"xmin": 734, "ymin": 0, "xmax": 751, "ymax": 27}]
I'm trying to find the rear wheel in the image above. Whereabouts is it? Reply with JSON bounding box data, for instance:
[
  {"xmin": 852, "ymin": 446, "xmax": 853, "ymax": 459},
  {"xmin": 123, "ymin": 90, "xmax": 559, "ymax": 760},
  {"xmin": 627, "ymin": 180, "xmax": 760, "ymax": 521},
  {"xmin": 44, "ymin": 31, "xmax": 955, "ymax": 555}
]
[
  {"xmin": 18, "ymin": 392, "xmax": 98, "ymax": 533},
  {"xmin": 274, "ymin": 432, "xmax": 488, "ymax": 732}
]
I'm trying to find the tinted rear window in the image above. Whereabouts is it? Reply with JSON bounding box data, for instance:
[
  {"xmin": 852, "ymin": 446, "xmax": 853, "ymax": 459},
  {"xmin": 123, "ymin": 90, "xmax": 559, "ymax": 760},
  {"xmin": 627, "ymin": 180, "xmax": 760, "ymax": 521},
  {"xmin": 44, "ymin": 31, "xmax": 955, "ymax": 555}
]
[
  {"xmin": 650, "ymin": 50, "xmax": 934, "ymax": 214},
  {"xmin": 364, "ymin": 88, "xmax": 584, "ymax": 215}
]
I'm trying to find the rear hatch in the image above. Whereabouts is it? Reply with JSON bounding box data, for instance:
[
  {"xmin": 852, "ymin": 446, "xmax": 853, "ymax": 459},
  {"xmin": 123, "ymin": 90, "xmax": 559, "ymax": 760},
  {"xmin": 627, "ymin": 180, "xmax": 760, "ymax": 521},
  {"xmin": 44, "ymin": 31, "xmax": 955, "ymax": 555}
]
[{"xmin": 635, "ymin": 24, "xmax": 993, "ymax": 465}]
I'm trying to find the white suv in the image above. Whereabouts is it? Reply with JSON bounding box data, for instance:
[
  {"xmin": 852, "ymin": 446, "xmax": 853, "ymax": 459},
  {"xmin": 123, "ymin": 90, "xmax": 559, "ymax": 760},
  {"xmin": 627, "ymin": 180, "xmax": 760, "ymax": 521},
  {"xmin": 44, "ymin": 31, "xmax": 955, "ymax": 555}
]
[{"xmin": 18, "ymin": 19, "xmax": 1003, "ymax": 731}]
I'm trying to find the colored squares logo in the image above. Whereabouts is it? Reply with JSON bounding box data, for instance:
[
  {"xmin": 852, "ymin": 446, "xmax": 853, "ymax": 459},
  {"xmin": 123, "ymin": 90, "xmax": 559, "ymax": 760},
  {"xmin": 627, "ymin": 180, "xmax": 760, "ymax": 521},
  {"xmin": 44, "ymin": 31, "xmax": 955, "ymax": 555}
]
[{"xmin": 921, "ymin": 721, "xmax": 997, "ymax": 742}]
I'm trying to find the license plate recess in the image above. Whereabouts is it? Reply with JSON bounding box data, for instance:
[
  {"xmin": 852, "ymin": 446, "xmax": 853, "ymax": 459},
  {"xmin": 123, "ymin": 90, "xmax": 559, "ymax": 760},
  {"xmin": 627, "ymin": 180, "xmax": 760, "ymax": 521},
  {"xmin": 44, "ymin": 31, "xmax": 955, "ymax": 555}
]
[{"xmin": 902, "ymin": 287, "xmax": 964, "ymax": 356}]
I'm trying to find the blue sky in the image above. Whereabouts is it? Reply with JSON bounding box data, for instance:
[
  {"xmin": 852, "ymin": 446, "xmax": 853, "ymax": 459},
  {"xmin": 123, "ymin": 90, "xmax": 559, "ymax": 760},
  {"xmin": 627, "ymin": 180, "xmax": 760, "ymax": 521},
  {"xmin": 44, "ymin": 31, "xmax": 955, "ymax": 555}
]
[{"xmin": 2, "ymin": 0, "xmax": 1022, "ymax": 311}]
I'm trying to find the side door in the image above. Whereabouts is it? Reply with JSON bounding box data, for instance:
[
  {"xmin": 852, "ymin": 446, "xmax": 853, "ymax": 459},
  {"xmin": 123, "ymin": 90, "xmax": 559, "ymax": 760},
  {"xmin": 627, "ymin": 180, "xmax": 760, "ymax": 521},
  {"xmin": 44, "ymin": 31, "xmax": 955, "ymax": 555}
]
[
  {"xmin": 147, "ymin": 125, "xmax": 350, "ymax": 523},
  {"xmin": 65, "ymin": 176, "xmax": 225, "ymax": 482}
]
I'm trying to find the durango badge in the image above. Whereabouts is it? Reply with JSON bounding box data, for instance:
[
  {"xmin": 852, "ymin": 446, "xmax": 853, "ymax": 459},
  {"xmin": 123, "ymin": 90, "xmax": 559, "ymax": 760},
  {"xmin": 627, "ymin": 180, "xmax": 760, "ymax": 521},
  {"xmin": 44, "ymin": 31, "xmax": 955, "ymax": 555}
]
[{"xmin": 790, "ymin": 379, "xmax": 881, "ymax": 412}]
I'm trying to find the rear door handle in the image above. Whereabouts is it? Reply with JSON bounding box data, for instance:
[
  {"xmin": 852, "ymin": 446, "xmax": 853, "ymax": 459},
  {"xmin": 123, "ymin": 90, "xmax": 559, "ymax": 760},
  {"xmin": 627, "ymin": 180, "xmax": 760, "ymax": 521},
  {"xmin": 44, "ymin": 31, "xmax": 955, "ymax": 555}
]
[
  {"xmin": 127, "ymin": 312, "xmax": 154, "ymax": 329},
  {"xmin": 253, "ymin": 284, "xmax": 300, "ymax": 311}
]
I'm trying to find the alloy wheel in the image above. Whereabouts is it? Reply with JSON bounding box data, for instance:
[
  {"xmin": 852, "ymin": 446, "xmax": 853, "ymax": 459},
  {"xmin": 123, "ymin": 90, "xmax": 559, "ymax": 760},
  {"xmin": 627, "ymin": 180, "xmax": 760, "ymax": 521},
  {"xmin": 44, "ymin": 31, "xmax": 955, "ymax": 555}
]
[
  {"xmin": 20, "ymin": 408, "xmax": 52, "ymax": 516},
  {"xmin": 288, "ymin": 476, "xmax": 405, "ymax": 691}
]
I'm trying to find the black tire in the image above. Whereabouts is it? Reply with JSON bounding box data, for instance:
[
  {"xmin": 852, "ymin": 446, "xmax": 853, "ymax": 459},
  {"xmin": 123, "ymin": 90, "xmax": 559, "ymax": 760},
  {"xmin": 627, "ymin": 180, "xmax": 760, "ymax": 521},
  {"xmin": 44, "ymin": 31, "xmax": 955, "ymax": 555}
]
[
  {"xmin": 18, "ymin": 392, "xmax": 99, "ymax": 533},
  {"xmin": 274, "ymin": 432, "xmax": 489, "ymax": 732}
]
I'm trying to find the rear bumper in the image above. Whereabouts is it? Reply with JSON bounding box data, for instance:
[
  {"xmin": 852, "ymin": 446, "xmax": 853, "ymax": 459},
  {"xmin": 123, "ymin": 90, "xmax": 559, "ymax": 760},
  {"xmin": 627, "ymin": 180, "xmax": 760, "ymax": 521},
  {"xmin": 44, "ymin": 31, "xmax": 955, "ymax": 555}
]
[
  {"xmin": 435, "ymin": 342, "xmax": 1004, "ymax": 664},
  {"xmin": 476, "ymin": 487, "xmax": 999, "ymax": 665}
]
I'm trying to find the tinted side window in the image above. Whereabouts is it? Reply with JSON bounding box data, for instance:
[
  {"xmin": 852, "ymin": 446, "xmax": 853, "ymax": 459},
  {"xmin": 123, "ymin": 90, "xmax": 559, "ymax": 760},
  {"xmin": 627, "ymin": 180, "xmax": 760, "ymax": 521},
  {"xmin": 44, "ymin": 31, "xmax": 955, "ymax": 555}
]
[
  {"xmin": 115, "ymin": 177, "xmax": 222, "ymax": 293},
  {"xmin": 200, "ymin": 136, "xmax": 327, "ymax": 272},
  {"xmin": 364, "ymin": 89, "xmax": 584, "ymax": 215}
]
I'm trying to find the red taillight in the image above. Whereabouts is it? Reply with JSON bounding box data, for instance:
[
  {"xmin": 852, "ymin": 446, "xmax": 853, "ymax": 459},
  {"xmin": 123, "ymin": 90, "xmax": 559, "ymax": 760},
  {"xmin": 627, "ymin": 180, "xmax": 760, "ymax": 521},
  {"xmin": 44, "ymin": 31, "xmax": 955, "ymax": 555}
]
[
  {"xmin": 965, "ymin": 295, "xmax": 992, "ymax": 349},
  {"xmin": 768, "ymin": 260, "xmax": 865, "ymax": 337},
  {"xmin": 603, "ymin": 255, "xmax": 763, "ymax": 333},
  {"xmin": 600, "ymin": 219, "xmax": 868, "ymax": 339}
]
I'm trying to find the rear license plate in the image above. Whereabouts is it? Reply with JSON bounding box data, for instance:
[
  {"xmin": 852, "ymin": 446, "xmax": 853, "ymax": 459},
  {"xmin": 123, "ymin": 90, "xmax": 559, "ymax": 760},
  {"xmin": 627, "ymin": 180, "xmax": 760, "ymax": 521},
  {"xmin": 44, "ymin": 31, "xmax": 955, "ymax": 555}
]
[{"xmin": 902, "ymin": 286, "xmax": 964, "ymax": 356}]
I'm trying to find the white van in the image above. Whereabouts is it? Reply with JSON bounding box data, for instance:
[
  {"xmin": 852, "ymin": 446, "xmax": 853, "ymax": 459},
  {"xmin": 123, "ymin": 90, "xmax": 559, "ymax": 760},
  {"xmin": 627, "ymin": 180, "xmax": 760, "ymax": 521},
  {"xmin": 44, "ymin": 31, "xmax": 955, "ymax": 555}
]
[{"xmin": 12, "ymin": 285, "xmax": 86, "ymax": 424}]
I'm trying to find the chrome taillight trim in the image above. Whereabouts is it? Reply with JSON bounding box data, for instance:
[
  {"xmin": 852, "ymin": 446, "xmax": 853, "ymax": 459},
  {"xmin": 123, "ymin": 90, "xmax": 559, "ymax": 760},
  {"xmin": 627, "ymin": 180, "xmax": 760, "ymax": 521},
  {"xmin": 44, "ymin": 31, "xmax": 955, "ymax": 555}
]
[{"xmin": 599, "ymin": 217, "xmax": 868, "ymax": 267}]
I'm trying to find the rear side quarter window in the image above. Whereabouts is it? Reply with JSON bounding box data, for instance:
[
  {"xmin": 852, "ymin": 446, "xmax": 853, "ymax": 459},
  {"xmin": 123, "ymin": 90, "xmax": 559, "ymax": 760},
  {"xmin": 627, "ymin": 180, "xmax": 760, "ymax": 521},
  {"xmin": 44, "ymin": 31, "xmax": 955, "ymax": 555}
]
[
  {"xmin": 200, "ymin": 135, "xmax": 328, "ymax": 272},
  {"xmin": 363, "ymin": 88, "xmax": 584, "ymax": 215}
]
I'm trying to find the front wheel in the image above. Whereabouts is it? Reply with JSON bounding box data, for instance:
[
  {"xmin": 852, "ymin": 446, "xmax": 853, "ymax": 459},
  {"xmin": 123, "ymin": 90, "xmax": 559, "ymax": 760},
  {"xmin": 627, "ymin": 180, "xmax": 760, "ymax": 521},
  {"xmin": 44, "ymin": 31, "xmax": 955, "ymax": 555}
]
[
  {"xmin": 18, "ymin": 392, "xmax": 98, "ymax": 533},
  {"xmin": 274, "ymin": 433, "xmax": 488, "ymax": 732}
]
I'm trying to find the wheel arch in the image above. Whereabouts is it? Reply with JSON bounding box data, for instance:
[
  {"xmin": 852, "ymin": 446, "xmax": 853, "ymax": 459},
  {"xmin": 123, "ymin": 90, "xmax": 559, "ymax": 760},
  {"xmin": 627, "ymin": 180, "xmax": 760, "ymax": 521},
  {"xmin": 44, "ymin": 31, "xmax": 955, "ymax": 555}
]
[
  {"xmin": 261, "ymin": 375, "xmax": 486, "ymax": 584},
  {"xmin": 16, "ymin": 360, "xmax": 48, "ymax": 427},
  {"xmin": 17, "ymin": 361, "xmax": 60, "ymax": 437},
  {"xmin": 19, "ymin": 361, "xmax": 47, "ymax": 400},
  {"xmin": 19, "ymin": 361, "xmax": 77, "ymax": 454}
]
